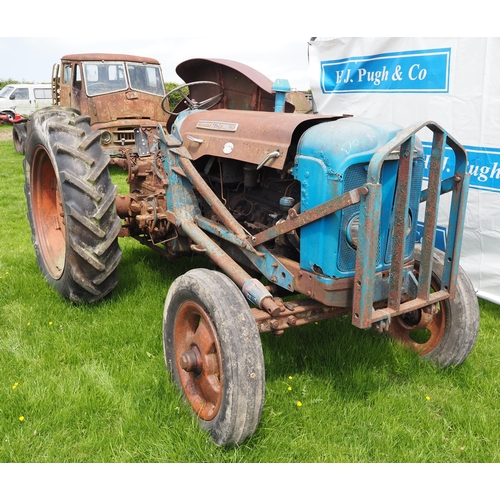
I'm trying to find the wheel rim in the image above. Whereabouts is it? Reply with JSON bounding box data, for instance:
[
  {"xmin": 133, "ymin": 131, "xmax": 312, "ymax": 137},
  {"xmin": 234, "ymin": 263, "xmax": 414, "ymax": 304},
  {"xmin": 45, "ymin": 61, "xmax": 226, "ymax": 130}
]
[
  {"xmin": 174, "ymin": 300, "xmax": 223, "ymax": 421},
  {"xmin": 388, "ymin": 277, "xmax": 446, "ymax": 355},
  {"xmin": 31, "ymin": 146, "xmax": 66, "ymax": 279}
]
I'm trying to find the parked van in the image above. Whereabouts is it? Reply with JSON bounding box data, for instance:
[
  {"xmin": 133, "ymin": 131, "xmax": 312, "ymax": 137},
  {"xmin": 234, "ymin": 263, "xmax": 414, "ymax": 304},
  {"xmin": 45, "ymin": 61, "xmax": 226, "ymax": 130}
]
[{"xmin": 0, "ymin": 84, "xmax": 52, "ymax": 118}]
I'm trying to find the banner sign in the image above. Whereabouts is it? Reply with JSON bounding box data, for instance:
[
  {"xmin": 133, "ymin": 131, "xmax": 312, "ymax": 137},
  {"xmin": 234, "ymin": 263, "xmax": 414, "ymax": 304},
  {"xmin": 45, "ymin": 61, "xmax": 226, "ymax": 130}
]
[
  {"xmin": 422, "ymin": 142, "xmax": 500, "ymax": 194},
  {"xmin": 309, "ymin": 37, "xmax": 500, "ymax": 304},
  {"xmin": 320, "ymin": 48, "xmax": 451, "ymax": 94}
]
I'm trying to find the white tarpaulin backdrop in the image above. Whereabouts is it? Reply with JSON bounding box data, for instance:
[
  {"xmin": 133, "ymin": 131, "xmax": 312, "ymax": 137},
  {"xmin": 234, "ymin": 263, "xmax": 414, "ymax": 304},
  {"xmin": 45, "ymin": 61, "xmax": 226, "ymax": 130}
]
[{"xmin": 308, "ymin": 37, "xmax": 500, "ymax": 304}]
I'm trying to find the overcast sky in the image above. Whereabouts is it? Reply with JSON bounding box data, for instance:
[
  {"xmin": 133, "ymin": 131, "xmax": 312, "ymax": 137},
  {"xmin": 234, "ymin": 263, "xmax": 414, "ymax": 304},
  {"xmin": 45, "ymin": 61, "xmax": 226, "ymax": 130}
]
[
  {"xmin": 0, "ymin": 2, "xmax": 470, "ymax": 92},
  {"xmin": 0, "ymin": 37, "xmax": 313, "ymax": 91},
  {"xmin": 0, "ymin": 2, "xmax": 491, "ymax": 92}
]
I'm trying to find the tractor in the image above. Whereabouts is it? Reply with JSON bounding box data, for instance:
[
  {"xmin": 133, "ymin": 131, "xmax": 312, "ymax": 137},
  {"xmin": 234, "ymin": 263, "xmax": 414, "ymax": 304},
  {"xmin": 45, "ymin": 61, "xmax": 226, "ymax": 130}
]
[{"xmin": 22, "ymin": 55, "xmax": 479, "ymax": 446}]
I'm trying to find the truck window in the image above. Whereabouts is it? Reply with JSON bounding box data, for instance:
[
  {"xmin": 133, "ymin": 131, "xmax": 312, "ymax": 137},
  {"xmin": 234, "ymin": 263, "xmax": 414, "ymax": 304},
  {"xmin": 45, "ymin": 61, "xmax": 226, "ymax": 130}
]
[
  {"xmin": 0, "ymin": 85, "xmax": 14, "ymax": 98},
  {"xmin": 83, "ymin": 62, "xmax": 128, "ymax": 96},
  {"xmin": 127, "ymin": 63, "xmax": 165, "ymax": 96},
  {"xmin": 63, "ymin": 64, "xmax": 72, "ymax": 85},
  {"xmin": 34, "ymin": 88, "xmax": 52, "ymax": 99},
  {"xmin": 11, "ymin": 88, "xmax": 29, "ymax": 100},
  {"xmin": 74, "ymin": 65, "xmax": 82, "ymax": 92}
]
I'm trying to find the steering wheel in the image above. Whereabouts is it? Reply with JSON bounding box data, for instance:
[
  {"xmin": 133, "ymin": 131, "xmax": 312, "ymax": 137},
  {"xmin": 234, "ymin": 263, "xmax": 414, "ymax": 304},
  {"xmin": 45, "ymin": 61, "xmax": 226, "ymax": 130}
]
[{"xmin": 161, "ymin": 81, "xmax": 224, "ymax": 116}]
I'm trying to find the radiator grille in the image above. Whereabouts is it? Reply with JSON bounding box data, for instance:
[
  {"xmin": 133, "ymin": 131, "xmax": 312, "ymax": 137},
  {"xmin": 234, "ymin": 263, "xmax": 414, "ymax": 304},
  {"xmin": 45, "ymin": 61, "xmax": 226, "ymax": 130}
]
[
  {"xmin": 337, "ymin": 159, "xmax": 424, "ymax": 273},
  {"xmin": 338, "ymin": 164, "xmax": 380, "ymax": 272},
  {"xmin": 113, "ymin": 128, "xmax": 136, "ymax": 146}
]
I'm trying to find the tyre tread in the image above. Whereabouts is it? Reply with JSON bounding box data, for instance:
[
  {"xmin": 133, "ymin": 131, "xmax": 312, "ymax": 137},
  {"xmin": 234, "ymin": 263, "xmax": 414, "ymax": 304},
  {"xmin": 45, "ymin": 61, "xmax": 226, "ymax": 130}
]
[{"xmin": 24, "ymin": 106, "xmax": 122, "ymax": 303}]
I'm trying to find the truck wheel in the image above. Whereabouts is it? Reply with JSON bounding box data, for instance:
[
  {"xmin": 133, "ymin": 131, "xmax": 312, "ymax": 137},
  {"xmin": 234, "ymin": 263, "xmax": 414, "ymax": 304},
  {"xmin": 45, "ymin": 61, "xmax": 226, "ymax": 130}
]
[
  {"xmin": 13, "ymin": 122, "xmax": 27, "ymax": 154},
  {"xmin": 163, "ymin": 268, "xmax": 265, "ymax": 446},
  {"xmin": 23, "ymin": 107, "xmax": 122, "ymax": 303},
  {"xmin": 388, "ymin": 245, "xmax": 479, "ymax": 367}
]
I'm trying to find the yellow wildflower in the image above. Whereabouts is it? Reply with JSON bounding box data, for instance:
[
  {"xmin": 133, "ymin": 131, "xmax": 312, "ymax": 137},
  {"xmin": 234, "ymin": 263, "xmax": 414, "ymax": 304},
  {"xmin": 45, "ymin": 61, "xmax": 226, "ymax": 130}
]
[
  {"xmin": 19, "ymin": 416, "xmax": 25, "ymax": 421},
  {"xmin": 288, "ymin": 386, "xmax": 292, "ymax": 391},
  {"xmin": 297, "ymin": 401, "xmax": 302, "ymax": 407},
  {"xmin": 426, "ymin": 396, "xmax": 431, "ymax": 401},
  {"xmin": 12, "ymin": 382, "xmax": 19, "ymax": 390}
]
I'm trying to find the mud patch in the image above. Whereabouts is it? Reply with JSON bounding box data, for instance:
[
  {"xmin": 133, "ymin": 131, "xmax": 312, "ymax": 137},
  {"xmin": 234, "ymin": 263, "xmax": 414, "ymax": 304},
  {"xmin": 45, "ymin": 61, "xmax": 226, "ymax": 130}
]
[{"xmin": 0, "ymin": 127, "xmax": 12, "ymax": 141}]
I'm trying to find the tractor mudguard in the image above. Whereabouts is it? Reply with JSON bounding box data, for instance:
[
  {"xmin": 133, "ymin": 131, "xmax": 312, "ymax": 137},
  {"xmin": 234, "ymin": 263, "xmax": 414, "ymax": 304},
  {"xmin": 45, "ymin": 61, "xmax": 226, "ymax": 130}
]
[{"xmin": 174, "ymin": 58, "xmax": 296, "ymax": 113}]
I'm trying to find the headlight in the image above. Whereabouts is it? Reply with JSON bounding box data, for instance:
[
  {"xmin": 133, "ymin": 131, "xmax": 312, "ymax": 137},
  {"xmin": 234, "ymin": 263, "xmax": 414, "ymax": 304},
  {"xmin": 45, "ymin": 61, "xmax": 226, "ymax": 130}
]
[
  {"xmin": 346, "ymin": 214, "xmax": 360, "ymax": 250},
  {"xmin": 346, "ymin": 211, "xmax": 412, "ymax": 250},
  {"xmin": 100, "ymin": 131, "xmax": 112, "ymax": 145}
]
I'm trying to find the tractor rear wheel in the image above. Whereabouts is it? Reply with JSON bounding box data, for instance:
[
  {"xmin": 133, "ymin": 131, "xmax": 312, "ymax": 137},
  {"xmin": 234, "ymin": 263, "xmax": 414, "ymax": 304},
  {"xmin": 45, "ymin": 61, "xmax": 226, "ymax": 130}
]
[
  {"xmin": 388, "ymin": 245, "xmax": 479, "ymax": 367},
  {"xmin": 23, "ymin": 107, "xmax": 122, "ymax": 303},
  {"xmin": 163, "ymin": 268, "xmax": 265, "ymax": 446}
]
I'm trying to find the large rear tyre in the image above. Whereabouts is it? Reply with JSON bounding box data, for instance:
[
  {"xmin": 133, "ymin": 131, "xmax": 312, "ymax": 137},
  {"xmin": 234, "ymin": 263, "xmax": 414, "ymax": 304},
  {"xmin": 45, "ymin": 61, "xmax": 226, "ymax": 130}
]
[
  {"xmin": 388, "ymin": 245, "xmax": 479, "ymax": 367},
  {"xmin": 163, "ymin": 269, "xmax": 265, "ymax": 446},
  {"xmin": 23, "ymin": 107, "xmax": 122, "ymax": 303}
]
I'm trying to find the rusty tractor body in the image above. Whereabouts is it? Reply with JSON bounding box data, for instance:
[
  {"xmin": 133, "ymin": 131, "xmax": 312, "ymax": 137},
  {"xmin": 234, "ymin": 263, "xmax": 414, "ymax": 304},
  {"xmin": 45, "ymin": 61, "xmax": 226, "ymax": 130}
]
[{"xmin": 23, "ymin": 56, "xmax": 480, "ymax": 446}]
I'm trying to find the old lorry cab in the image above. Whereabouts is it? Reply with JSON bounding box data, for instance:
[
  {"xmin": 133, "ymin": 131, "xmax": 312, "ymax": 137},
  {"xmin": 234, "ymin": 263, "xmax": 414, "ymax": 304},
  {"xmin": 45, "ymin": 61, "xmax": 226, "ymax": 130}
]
[
  {"xmin": 0, "ymin": 84, "xmax": 52, "ymax": 118},
  {"xmin": 12, "ymin": 53, "xmax": 169, "ymax": 156},
  {"xmin": 52, "ymin": 53, "xmax": 169, "ymax": 155}
]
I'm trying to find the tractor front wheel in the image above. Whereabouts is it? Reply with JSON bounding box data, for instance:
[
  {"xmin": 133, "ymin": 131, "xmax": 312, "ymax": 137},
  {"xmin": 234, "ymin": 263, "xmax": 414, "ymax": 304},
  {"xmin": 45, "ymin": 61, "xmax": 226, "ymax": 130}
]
[
  {"xmin": 163, "ymin": 268, "xmax": 265, "ymax": 446},
  {"xmin": 13, "ymin": 122, "xmax": 27, "ymax": 154},
  {"xmin": 23, "ymin": 107, "xmax": 122, "ymax": 303},
  {"xmin": 388, "ymin": 245, "xmax": 479, "ymax": 367}
]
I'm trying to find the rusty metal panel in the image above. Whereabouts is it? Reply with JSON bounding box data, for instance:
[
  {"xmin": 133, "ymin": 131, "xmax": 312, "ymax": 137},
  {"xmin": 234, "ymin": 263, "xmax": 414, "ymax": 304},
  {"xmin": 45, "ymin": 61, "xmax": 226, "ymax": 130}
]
[
  {"xmin": 180, "ymin": 109, "xmax": 340, "ymax": 169},
  {"xmin": 87, "ymin": 92, "xmax": 168, "ymax": 125},
  {"xmin": 387, "ymin": 135, "xmax": 415, "ymax": 311},
  {"xmin": 61, "ymin": 54, "xmax": 162, "ymax": 65},
  {"xmin": 175, "ymin": 58, "xmax": 295, "ymax": 113}
]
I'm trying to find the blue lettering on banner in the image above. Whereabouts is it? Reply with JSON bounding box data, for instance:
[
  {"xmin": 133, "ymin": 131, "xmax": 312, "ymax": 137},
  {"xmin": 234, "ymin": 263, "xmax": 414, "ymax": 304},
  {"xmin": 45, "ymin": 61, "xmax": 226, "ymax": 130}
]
[
  {"xmin": 422, "ymin": 142, "xmax": 500, "ymax": 194},
  {"xmin": 320, "ymin": 48, "xmax": 451, "ymax": 94}
]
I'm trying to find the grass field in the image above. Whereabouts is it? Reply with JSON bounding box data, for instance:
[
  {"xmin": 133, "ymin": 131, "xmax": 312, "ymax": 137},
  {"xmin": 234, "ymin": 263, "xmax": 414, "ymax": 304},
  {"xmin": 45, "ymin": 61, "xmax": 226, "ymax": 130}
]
[{"xmin": 1, "ymin": 123, "xmax": 499, "ymax": 471}]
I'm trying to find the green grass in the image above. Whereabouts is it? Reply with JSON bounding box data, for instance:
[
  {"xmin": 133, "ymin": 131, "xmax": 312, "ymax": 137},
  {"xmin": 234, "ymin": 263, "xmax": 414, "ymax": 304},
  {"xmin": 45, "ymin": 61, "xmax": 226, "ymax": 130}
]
[{"xmin": 1, "ymin": 123, "xmax": 500, "ymax": 464}]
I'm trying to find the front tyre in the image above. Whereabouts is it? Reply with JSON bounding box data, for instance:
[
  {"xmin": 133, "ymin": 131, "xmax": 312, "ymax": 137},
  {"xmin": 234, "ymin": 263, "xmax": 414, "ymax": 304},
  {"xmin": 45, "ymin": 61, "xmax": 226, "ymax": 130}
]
[
  {"xmin": 13, "ymin": 122, "xmax": 27, "ymax": 154},
  {"xmin": 163, "ymin": 269, "xmax": 265, "ymax": 446},
  {"xmin": 388, "ymin": 245, "xmax": 479, "ymax": 367},
  {"xmin": 23, "ymin": 107, "xmax": 122, "ymax": 303}
]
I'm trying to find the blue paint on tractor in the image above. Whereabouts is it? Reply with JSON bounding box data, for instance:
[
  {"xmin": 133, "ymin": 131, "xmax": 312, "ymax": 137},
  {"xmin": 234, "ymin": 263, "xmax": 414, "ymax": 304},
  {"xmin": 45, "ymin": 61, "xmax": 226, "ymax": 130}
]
[{"xmin": 293, "ymin": 117, "xmax": 424, "ymax": 279}]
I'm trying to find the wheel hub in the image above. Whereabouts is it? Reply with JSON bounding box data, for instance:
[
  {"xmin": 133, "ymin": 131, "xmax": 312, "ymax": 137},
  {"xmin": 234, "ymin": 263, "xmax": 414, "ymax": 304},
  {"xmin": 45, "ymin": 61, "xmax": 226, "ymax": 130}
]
[
  {"xmin": 389, "ymin": 303, "xmax": 445, "ymax": 354},
  {"xmin": 180, "ymin": 346, "xmax": 203, "ymax": 374},
  {"xmin": 174, "ymin": 301, "xmax": 223, "ymax": 421}
]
